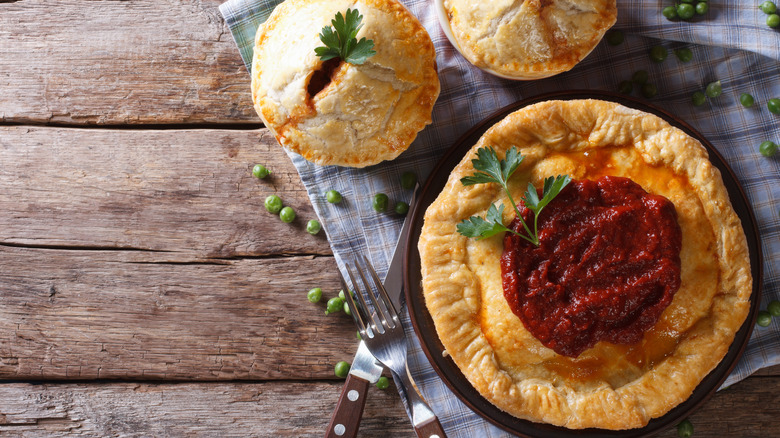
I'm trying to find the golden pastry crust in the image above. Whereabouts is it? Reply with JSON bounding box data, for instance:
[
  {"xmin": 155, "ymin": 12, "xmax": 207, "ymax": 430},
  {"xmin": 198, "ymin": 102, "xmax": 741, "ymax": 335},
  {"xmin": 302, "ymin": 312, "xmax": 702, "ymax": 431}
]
[
  {"xmin": 442, "ymin": 0, "xmax": 617, "ymax": 79},
  {"xmin": 252, "ymin": 0, "xmax": 440, "ymax": 167},
  {"xmin": 418, "ymin": 99, "xmax": 752, "ymax": 429}
]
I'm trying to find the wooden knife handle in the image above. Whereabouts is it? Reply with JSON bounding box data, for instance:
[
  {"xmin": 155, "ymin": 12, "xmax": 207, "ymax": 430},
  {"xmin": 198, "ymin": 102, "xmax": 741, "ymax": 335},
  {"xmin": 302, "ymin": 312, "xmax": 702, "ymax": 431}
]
[
  {"xmin": 324, "ymin": 374, "xmax": 370, "ymax": 438},
  {"xmin": 414, "ymin": 416, "xmax": 447, "ymax": 438}
]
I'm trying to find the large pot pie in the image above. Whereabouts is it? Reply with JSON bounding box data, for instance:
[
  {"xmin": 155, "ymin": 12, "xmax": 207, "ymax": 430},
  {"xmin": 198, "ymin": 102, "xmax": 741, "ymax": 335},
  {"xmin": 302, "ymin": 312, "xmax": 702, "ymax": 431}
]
[
  {"xmin": 251, "ymin": 0, "xmax": 440, "ymax": 167},
  {"xmin": 439, "ymin": 0, "xmax": 617, "ymax": 79},
  {"xmin": 418, "ymin": 99, "xmax": 752, "ymax": 429}
]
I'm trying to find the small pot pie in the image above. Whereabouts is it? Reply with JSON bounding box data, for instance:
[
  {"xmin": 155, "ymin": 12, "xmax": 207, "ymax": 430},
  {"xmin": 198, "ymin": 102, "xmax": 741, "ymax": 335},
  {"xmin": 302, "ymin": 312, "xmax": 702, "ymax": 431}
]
[
  {"xmin": 438, "ymin": 0, "xmax": 617, "ymax": 79},
  {"xmin": 418, "ymin": 99, "xmax": 752, "ymax": 429},
  {"xmin": 251, "ymin": 0, "xmax": 440, "ymax": 167}
]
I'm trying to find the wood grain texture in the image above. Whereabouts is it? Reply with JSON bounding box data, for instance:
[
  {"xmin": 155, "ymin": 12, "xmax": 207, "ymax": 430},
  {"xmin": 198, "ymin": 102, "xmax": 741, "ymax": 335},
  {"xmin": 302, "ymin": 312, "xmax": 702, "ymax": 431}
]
[
  {"xmin": 0, "ymin": 245, "xmax": 361, "ymax": 380},
  {"xmin": 1, "ymin": 1, "xmax": 778, "ymax": 436},
  {"xmin": 0, "ymin": 0, "xmax": 256, "ymax": 125},
  {"xmin": 0, "ymin": 126, "xmax": 329, "ymax": 257},
  {"xmin": 655, "ymin": 376, "xmax": 780, "ymax": 437},
  {"xmin": 0, "ymin": 381, "xmax": 411, "ymax": 437},
  {"xmin": 0, "ymin": 376, "xmax": 778, "ymax": 437}
]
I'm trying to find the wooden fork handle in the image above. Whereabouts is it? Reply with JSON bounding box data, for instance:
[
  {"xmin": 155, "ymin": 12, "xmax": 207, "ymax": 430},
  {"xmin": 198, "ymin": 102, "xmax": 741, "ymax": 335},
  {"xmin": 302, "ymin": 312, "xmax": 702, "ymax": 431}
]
[
  {"xmin": 325, "ymin": 373, "xmax": 370, "ymax": 438},
  {"xmin": 414, "ymin": 416, "xmax": 447, "ymax": 438}
]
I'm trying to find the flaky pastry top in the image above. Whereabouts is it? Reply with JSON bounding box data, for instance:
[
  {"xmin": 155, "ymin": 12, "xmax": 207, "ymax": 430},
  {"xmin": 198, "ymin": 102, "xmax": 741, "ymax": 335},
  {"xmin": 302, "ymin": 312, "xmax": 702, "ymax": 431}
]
[
  {"xmin": 252, "ymin": 0, "xmax": 440, "ymax": 167},
  {"xmin": 442, "ymin": 0, "xmax": 617, "ymax": 79}
]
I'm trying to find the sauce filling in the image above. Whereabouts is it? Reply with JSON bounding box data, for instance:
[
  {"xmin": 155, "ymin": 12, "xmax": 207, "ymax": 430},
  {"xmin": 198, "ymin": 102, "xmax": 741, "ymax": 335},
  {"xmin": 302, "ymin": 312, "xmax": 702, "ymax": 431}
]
[
  {"xmin": 306, "ymin": 58, "xmax": 342, "ymax": 99},
  {"xmin": 500, "ymin": 176, "xmax": 682, "ymax": 357}
]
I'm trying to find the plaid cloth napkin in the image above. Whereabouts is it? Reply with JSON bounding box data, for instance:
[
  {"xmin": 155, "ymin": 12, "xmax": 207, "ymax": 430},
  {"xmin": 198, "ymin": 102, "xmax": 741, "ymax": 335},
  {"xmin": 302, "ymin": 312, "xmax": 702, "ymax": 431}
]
[{"xmin": 220, "ymin": 1, "xmax": 780, "ymax": 435}]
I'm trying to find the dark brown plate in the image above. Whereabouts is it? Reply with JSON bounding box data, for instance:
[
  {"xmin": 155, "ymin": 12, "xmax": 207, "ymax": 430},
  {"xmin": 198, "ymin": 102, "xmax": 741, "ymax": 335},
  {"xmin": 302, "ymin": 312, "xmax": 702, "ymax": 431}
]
[{"xmin": 403, "ymin": 90, "xmax": 763, "ymax": 437}]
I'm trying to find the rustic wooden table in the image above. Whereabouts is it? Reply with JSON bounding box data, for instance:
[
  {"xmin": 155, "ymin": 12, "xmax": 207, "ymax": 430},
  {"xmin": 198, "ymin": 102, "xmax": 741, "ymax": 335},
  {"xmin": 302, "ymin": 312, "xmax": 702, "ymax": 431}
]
[{"xmin": 0, "ymin": 1, "xmax": 777, "ymax": 437}]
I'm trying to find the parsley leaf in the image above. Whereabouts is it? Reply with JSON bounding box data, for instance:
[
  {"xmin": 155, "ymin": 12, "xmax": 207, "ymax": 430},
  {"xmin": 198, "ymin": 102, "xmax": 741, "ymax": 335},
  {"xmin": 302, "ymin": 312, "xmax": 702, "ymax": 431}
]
[
  {"xmin": 457, "ymin": 204, "xmax": 512, "ymax": 239},
  {"xmin": 314, "ymin": 27, "xmax": 341, "ymax": 61},
  {"xmin": 522, "ymin": 175, "xmax": 571, "ymax": 243},
  {"xmin": 523, "ymin": 175, "xmax": 571, "ymax": 215},
  {"xmin": 457, "ymin": 146, "xmax": 571, "ymax": 246},
  {"xmin": 460, "ymin": 146, "xmax": 523, "ymax": 187},
  {"xmin": 315, "ymin": 9, "xmax": 376, "ymax": 65}
]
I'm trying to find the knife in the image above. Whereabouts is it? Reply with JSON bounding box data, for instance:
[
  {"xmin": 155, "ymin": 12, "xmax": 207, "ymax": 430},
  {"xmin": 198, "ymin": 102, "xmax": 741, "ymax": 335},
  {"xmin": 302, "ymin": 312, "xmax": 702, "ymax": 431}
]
[
  {"xmin": 325, "ymin": 184, "xmax": 427, "ymax": 438},
  {"xmin": 385, "ymin": 184, "xmax": 419, "ymax": 312},
  {"xmin": 325, "ymin": 340, "xmax": 383, "ymax": 438},
  {"xmin": 380, "ymin": 185, "xmax": 447, "ymax": 437}
]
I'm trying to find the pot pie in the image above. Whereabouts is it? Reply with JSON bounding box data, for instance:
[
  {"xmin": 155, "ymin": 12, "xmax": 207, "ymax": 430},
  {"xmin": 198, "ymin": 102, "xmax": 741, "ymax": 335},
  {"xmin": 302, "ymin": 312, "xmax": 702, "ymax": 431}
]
[
  {"xmin": 418, "ymin": 99, "xmax": 752, "ymax": 429},
  {"xmin": 439, "ymin": 0, "xmax": 617, "ymax": 79},
  {"xmin": 251, "ymin": 0, "xmax": 440, "ymax": 167}
]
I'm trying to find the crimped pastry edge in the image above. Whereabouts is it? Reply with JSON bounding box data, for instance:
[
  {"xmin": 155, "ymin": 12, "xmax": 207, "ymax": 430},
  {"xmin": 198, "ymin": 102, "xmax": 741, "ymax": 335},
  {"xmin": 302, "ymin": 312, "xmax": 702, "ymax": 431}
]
[{"xmin": 418, "ymin": 99, "xmax": 752, "ymax": 429}]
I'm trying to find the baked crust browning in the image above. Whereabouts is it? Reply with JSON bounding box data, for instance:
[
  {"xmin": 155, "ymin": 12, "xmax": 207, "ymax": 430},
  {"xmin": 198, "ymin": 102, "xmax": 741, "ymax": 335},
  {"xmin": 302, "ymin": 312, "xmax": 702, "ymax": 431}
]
[
  {"xmin": 252, "ymin": 0, "xmax": 440, "ymax": 167},
  {"xmin": 418, "ymin": 99, "xmax": 752, "ymax": 429},
  {"xmin": 442, "ymin": 0, "xmax": 617, "ymax": 79}
]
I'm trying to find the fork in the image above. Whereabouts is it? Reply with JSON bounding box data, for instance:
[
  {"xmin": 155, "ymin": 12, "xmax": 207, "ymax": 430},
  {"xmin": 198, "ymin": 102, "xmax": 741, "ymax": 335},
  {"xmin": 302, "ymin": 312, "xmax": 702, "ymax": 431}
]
[{"xmin": 340, "ymin": 255, "xmax": 447, "ymax": 438}]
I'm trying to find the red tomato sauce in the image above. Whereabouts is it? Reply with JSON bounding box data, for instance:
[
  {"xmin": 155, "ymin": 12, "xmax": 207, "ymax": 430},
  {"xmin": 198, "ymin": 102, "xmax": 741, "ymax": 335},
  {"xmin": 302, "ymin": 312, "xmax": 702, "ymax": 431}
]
[{"xmin": 500, "ymin": 176, "xmax": 682, "ymax": 357}]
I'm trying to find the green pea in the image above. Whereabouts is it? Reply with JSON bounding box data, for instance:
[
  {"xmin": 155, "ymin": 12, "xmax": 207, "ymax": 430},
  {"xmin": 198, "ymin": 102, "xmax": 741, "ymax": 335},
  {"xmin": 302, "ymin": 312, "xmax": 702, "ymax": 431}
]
[
  {"xmin": 705, "ymin": 81, "xmax": 722, "ymax": 98},
  {"xmin": 325, "ymin": 296, "xmax": 344, "ymax": 315},
  {"xmin": 662, "ymin": 5, "xmax": 678, "ymax": 20},
  {"xmin": 740, "ymin": 93, "xmax": 755, "ymax": 107},
  {"xmin": 338, "ymin": 289, "xmax": 346, "ymax": 300},
  {"xmin": 760, "ymin": 1, "xmax": 778, "ymax": 14},
  {"xmin": 692, "ymin": 91, "xmax": 707, "ymax": 107},
  {"xmin": 695, "ymin": 2, "xmax": 708, "ymax": 15},
  {"xmin": 279, "ymin": 206, "xmax": 296, "ymax": 223},
  {"xmin": 677, "ymin": 3, "xmax": 696, "ymax": 20},
  {"xmin": 252, "ymin": 164, "xmax": 271, "ymax": 179},
  {"xmin": 307, "ymin": 287, "xmax": 323, "ymax": 303},
  {"xmin": 632, "ymin": 70, "xmax": 649, "ymax": 85},
  {"xmin": 326, "ymin": 190, "xmax": 343, "ymax": 204},
  {"xmin": 334, "ymin": 361, "xmax": 350, "ymax": 378},
  {"xmin": 375, "ymin": 376, "xmax": 390, "ymax": 390},
  {"xmin": 400, "ymin": 171, "xmax": 418, "ymax": 190},
  {"xmin": 306, "ymin": 219, "xmax": 321, "ymax": 235},
  {"xmin": 618, "ymin": 80, "xmax": 633, "ymax": 95},
  {"xmin": 649, "ymin": 45, "xmax": 668, "ymax": 63},
  {"xmin": 356, "ymin": 330, "xmax": 361, "ymax": 340},
  {"xmin": 641, "ymin": 83, "xmax": 658, "ymax": 99},
  {"xmin": 757, "ymin": 310, "xmax": 772, "ymax": 327},
  {"xmin": 264, "ymin": 195, "xmax": 283, "ymax": 214},
  {"xmin": 768, "ymin": 98, "xmax": 780, "ymax": 114},
  {"xmin": 343, "ymin": 301, "xmax": 352, "ymax": 316},
  {"xmin": 394, "ymin": 201, "xmax": 409, "ymax": 215},
  {"xmin": 372, "ymin": 193, "xmax": 389, "ymax": 212},
  {"xmin": 677, "ymin": 419, "xmax": 694, "ymax": 438},
  {"xmin": 605, "ymin": 30, "xmax": 624, "ymax": 46},
  {"xmin": 674, "ymin": 48, "xmax": 693, "ymax": 63},
  {"xmin": 768, "ymin": 300, "xmax": 780, "ymax": 317},
  {"xmin": 759, "ymin": 141, "xmax": 778, "ymax": 157},
  {"xmin": 768, "ymin": 14, "xmax": 780, "ymax": 28}
]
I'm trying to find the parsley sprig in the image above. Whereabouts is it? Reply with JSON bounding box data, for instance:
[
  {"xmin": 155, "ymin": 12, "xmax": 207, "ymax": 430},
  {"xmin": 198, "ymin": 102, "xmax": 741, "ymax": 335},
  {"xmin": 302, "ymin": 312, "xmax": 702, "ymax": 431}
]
[
  {"xmin": 314, "ymin": 9, "xmax": 376, "ymax": 65},
  {"xmin": 456, "ymin": 146, "xmax": 571, "ymax": 246}
]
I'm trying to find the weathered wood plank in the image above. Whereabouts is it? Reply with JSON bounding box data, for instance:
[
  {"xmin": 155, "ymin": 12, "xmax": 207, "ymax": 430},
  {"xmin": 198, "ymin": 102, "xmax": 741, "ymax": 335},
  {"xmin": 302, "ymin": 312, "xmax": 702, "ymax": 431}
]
[
  {"xmin": 0, "ymin": 126, "xmax": 329, "ymax": 257},
  {"xmin": 0, "ymin": 381, "xmax": 411, "ymax": 437},
  {"xmin": 0, "ymin": 246, "xmax": 359, "ymax": 380},
  {"xmin": 0, "ymin": 376, "xmax": 778, "ymax": 437},
  {"xmin": 0, "ymin": 0, "xmax": 257, "ymax": 125},
  {"xmin": 656, "ymin": 376, "xmax": 780, "ymax": 437}
]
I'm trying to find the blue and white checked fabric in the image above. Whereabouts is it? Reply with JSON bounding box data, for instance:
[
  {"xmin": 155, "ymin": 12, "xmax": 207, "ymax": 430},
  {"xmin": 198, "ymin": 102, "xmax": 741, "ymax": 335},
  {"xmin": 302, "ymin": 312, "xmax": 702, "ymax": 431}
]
[{"xmin": 220, "ymin": 1, "xmax": 780, "ymax": 436}]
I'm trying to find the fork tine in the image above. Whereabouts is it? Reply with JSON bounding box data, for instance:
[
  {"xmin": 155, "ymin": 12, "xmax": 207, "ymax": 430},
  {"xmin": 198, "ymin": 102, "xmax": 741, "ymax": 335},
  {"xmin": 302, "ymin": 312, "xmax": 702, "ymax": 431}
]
[
  {"xmin": 338, "ymin": 267, "xmax": 367, "ymax": 335},
  {"xmin": 345, "ymin": 261, "xmax": 382, "ymax": 336},
  {"xmin": 351, "ymin": 260, "xmax": 387, "ymax": 335},
  {"xmin": 360, "ymin": 255, "xmax": 399, "ymax": 327},
  {"xmin": 356, "ymin": 260, "xmax": 390, "ymax": 332}
]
